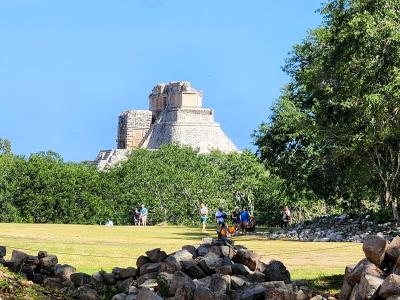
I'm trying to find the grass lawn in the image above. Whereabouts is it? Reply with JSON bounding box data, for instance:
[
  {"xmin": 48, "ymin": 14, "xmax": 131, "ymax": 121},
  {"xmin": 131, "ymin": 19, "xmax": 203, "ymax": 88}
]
[{"xmin": 0, "ymin": 223, "xmax": 364, "ymax": 292}]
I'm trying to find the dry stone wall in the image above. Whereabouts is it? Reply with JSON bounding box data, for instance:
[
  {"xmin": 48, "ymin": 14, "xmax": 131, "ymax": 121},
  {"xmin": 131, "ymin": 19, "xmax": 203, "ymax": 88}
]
[
  {"xmin": 0, "ymin": 239, "xmax": 314, "ymax": 300},
  {"xmin": 339, "ymin": 234, "xmax": 400, "ymax": 300}
]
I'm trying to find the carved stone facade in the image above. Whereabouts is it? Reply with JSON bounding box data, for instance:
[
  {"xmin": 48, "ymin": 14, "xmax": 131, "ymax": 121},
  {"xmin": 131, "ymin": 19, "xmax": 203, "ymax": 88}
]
[
  {"xmin": 95, "ymin": 81, "xmax": 237, "ymax": 169},
  {"xmin": 117, "ymin": 110, "xmax": 152, "ymax": 149}
]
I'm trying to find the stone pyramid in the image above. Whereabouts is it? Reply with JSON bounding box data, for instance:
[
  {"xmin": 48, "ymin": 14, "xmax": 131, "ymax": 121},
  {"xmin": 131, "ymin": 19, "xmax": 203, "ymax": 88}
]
[{"xmin": 96, "ymin": 82, "xmax": 237, "ymax": 169}]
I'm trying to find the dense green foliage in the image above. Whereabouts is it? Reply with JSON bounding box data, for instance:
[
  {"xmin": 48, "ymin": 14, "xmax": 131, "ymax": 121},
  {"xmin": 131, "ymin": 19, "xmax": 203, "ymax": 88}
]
[
  {"xmin": 254, "ymin": 0, "xmax": 400, "ymax": 220},
  {"xmin": 0, "ymin": 143, "xmax": 290, "ymax": 225}
]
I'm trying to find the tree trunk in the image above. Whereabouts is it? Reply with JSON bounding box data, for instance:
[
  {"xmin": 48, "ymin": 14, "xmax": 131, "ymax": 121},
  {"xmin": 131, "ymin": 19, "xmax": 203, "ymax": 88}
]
[
  {"xmin": 392, "ymin": 197, "xmax": 400, "ymax": 223},
  {"xmin": 384, "ymin": 182, "xmax": 400, "ymax": 223}
]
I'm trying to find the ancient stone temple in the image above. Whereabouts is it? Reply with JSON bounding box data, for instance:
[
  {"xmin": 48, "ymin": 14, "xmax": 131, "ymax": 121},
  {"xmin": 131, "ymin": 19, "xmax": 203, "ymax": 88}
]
[{"xmin": 95, "ymin": 82, "xmax": 237, "ymax": 169}]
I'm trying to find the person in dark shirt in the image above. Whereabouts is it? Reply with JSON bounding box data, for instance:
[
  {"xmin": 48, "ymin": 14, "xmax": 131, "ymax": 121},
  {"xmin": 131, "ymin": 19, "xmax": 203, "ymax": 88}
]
[
  {"xmin": 231, "ymin": 207, "xmax": 241, "ymax": 232},
  {"xmin": 133, "ymin": 208, "xmax": 141, "ymax": 226}
]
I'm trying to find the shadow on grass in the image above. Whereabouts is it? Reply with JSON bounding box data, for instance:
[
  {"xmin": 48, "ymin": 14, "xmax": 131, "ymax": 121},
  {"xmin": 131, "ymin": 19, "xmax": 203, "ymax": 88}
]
[{"xmin": 306, "ymin": 274, "xmax": 344, "ymax": 295}]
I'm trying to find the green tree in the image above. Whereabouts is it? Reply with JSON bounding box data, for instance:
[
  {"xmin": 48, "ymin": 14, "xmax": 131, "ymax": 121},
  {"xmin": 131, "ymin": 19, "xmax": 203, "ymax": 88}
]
[
  {"xmin": 0, "ymin": 138, "xmax": 11, "ymax": 155},
  {"xmin": 255, "ymin": 0, "xmax": 400, "ymax": 220}
]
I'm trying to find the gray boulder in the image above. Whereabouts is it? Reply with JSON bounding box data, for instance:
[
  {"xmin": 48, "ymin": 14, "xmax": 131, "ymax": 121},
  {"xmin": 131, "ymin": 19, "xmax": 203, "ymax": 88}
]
[
  {"xmin": 137, "ymin": 287, "xmax": 163, "ymax": 300},
  {"xmin": 193, "ymin": 286, "xmax": 215, "ymax": 300},
  {"xmin": 197, "ymin": 244, "xmax": 210, "ymax": 256},
  {"xmin": 140, "ymin": 262, "xmax": 161, "ymax": 276},
  {"xmin": 215, "ymin": 265, "xmax": 232, "ymax": 275},
  {"xmin": 111, "ymin": 293, "xmax": 127, "ymax": 300},
  {"xmin": 103, "ymin": 272, "xmax": 117, "ymax": 285},
  {"xmin": 359, "ymin": 274, "xmax": 384, "ymax": 300},
  {"xmin": 40, "ymin": 255, "xmax": 58, "ymax": 268},
  {"xmin": 70, "ymin": 272, "xmax": 92, "ymax": 287},
  {"xmin": 116, "ymin": 277, "xmax": 135, "ymax": 293},
  {"xmin": 187, "ymin": 265, "xmax": 206, "ymax": 279},
  {"xmin": 160, "ymin": 256, "xmax": 182, "ymax": 273},
  {"xmin": 347, "ymin": 259, "xmax": 385, "ymax": 286},
  {"xmin": 231, "ymin": 275, "xmax": 251, "ymax": 290},
  {"xmin": 78, "ymin": 286, "xmax": 98, "ymax": 300},
  {"xmin": 146, "ymin": 248, "xmax": 167, "ymax": 263},
  {"xmin": 232, "ymin": 263, "xmax": 252, "ymax": 276},
  {"xmin": 233, "ymin": 249, "xmax": 260, "ymax": 271},
  {"xmin": 199, "ymin": 252, "xmax": 223, "ymax": 273},
  {"xmin": 387, "ymin": 236, "xmax": 400, "ymax": 263},
  {"xmin": 210, "ymin": 274, "xmax": 230, "ymax": 294},
  {"xmin": 380, "ymin": 274, "xmax": 400, "ymax": 298},
  {"xmin": 136, "ymin": 255, "xmax": 151, "ymax": 269},
  {"xmin": 264, "ymin": 260, "xmax": 291, "ymax": 284},
  {"xmin": 8, "ymin": 250, "xmax": 29, "ymax": 272},
  {"xmin": 136, "ymin": 272, "xmax": 158, "ymax": 286},
  {"xmin": 54, "ymin": 264, "xmax": 76, "ymax": 281},
  {"xmin": 363, "ymin": 235, "xmax": 387, "ymax": 268}
]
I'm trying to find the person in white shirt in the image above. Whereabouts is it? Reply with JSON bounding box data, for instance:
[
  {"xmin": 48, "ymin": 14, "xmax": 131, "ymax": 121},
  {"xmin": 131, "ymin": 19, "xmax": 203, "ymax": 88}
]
[
  {"xmin": 281, "ymin": 206, "xmax": 291, "ymax": 228},
  {"xmin": 199, "ymin": 203, "xmax": 208, "ymax": 233}
]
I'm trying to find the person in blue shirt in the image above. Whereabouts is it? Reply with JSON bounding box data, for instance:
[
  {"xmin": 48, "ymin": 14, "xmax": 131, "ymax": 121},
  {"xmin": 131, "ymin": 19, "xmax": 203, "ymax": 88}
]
[
  {"xmin": 240, "ymin": 208, "xmax": 250, "ymax": 235},
  {"xmin": 140, "ymin": 204, "xmax": 148, "ymax": 226},
  {"xmin": 215, "ymin": 207, "xmax": 227, "ymax": 240}
]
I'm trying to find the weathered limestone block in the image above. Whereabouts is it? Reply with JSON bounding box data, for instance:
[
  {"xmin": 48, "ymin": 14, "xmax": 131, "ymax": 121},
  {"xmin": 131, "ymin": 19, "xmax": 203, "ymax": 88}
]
[
  {"xmin": 363, "ymin": 235, "xmax": 387, "ymax": 268},
  {"xmin": 187, "ymin": 265, "xmax": 206, "ymax": 279},
  {"xmin": 233, "ymin": 249, "xmax": 260, "ymax": 271},
  {"xmin": 8, "ymin": 250, "xmax": 29, "ymax": 272},
  {"xmin": 169, "ymin": 271, "xmax": 194, "ymax": 295},
  {"xmin": 347, "ymin": 259, "xmax": 385, "ymax": 286},
  {"xmin": 160, "ymin": 256, "xmax": 182, "ymax": 273},
  {"xmin": 198, "ymin": 252, "xmax": 223, "ymax": 274},
  {"xmin": 231, "ymin": 275, "xmax": 251, "ymax": 290},
  {"xmin": 210, "ymin": 274, "xmax": 230, "ymax": 294},
  {"xmin": 70, "ymin": 272, "xmax": 92, "ymax": 287},
  {"xmin": 349, "ymin": 284, "xmax": 361, "ymax": 300},
  {"xmin": 136, "ymin": 256, "xmax": 151, "ymax": 269},
  {"xmin": 264, "ymin": 260, "xmax": 291, "ymax": 284},
  {"xmin": 137, "ymin": 287, "xmax": 163, "ymax": 300},
  {"xmin": 359, "ymin": 274, "xmax": 384, "ymax": 300},
  {"xmin": 146, "ymin": 248, "xmax": 167, "ymax": 263},
  {"xmin": 232, "ymin": 263, "xmax": 252, "ymax": 276},
  {"xmin": 139, "ymin": 262, "xmax": 161, "ymax": 276},
  {"xmin": 40, "ymin": 255, "xmax": 58, "ymax": 268},
  {"xmin": 387, "ymin": 236, "xmax": 400, "ymax": 263},
  {"xmin": 380, "ymin": 274, "xmax": 400, "ymax": 298},
  {"xmin": 215, "ymin": 265, "xmax": 232, "ymax": 275},
  {"xmin": 193, "ymin": 286, "xmax": 215, "ymax": 300},
  {"xmin": 54, "ymin": 264, "xmax": 76, "ymax": 281},
  {"xmin": 339, "ymin": 279, "xmax": 353, "ymax": 300}
]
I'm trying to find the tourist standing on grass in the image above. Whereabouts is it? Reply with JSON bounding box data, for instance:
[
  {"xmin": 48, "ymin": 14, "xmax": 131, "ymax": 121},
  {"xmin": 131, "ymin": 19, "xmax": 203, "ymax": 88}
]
[
  {"xmin": 240, "ymin": 208, "xmax": 250, "ymax": 235},
  {"xmin": 231, "ymin": 206, "xmax": 241, "ymax": 232},
  {"xmin": 200, "ymin": 203, "xmax": 208, "ymax": 233},
  {"xmin": 281, "ymin": 206, "xmax": 291, "ymax": 228},
  {"xmin": 133, "ymin": 208, "xmax": 141, "ymax": 226},
  {"xmin": 140, "ymin": 204, "xmax": 148, "ymax": 226},
  {"xmin": 215, "ymin": 207, "xmax": 228, "ymax": 239}
]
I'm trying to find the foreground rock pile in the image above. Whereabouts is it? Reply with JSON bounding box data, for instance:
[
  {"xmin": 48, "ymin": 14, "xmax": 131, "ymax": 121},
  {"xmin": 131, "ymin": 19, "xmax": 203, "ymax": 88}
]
[
  {"xmin": 339, "ymin": 234, "xmax": 400, "ymax": 300},
  {"xmin": 263, "ymin": 215, "xmax": 400, "ymax": 242},
  {"xmin": 0, "ymin": 238, "xmax": 315, "ymax": 300}
]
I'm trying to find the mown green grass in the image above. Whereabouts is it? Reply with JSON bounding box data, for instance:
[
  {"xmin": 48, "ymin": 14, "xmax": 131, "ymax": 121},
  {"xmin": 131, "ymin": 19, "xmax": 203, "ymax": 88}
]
[{"xmin": 0, "ymin": 223, "xmax": 364, "ymax": 283}]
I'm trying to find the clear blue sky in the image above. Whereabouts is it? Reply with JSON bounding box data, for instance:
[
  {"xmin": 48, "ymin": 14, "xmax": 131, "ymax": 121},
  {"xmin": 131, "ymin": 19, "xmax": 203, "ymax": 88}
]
[{"xmin": 0, "ymin": 0, "xmax": 323, "ymax": 162}]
